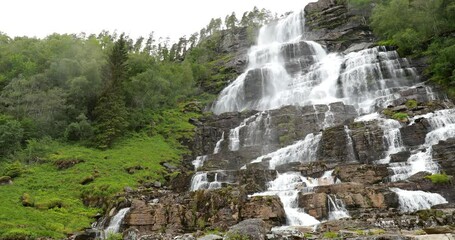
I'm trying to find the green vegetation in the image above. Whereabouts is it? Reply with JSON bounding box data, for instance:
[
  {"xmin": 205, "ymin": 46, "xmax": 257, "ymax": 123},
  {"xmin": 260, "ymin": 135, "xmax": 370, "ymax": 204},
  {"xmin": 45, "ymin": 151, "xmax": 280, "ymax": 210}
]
[
  {"xmin": 405, "ymin": 99, "xmax": 418, "ymax": 109},
  {"xmin": 368, "ymin": 0, "xmax": 455, "ymax": 96},
  {"xmin": 323, "ymin": 231, "xmax": 339, "ymax": 239},
  {"xmin": 425, "ymin": 173, "xmax": 453, "ymax": 184},
  {"xmin": 392, "ymin": 112, "xmax": 409, "ymax": 121},
  {"xmin": 0, "ymin": 6, "xmax": 275, "ymax": 238}
]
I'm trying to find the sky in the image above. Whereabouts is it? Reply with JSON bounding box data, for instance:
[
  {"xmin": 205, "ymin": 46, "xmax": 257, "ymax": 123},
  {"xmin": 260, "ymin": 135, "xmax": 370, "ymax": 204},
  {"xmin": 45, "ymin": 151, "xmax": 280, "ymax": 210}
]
[{"xmin": 1, "ymin": 0, "xmax": 312, "ymax": 42}]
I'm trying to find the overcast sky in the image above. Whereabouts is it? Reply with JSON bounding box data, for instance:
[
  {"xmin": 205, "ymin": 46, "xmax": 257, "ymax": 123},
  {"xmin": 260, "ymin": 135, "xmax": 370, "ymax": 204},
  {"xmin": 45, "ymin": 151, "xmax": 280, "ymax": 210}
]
[{"xmin": 1, "ymin": 0, "xmax": 314, "ymax": 41}]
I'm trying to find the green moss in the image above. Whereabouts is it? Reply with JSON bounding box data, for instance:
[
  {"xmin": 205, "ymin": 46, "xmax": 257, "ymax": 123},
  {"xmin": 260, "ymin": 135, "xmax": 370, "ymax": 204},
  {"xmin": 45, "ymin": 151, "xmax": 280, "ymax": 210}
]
[
  {"xmin": 392, "ymin": 112, "xmax": 408, "ymax": 121},
  {"xmin": 323, "ymin": 231, "xmax": 339, "ymax": 238},
  {"xmin": 405, "ymin": 99, "xmax": 418, "ymax": 109},
  {"xmin": 382, "ymin": 108, "xmax": 394, "ymax": 117},
  {"xmin": 425, "ymin": 173, "xmax": 453, "ymax": 184}
]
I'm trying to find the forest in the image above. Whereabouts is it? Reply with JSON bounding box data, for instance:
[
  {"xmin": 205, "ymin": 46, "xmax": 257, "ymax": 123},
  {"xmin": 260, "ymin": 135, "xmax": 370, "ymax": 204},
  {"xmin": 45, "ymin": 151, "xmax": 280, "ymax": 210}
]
[{"xmin": 0, "ymin": 0, "xmax": 454, "ymax": 238}]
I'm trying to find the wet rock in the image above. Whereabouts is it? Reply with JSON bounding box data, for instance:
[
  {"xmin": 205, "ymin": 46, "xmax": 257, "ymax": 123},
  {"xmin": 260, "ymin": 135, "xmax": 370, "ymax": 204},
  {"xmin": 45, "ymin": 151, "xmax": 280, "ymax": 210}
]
[
  {"xmin": 298, "ymin": 192, "xmax": 328, "ymax": 219},
  {"xmin": 238, "ymin": 168, "xmax": 276, "ymax": 194},
  {"xmin": 432, "ymin": 138, "xmax": 455, "ymax": 176},
  {"xmin": 349, "ymin": 121, "xmax": 385, "ymax": 164},
  {"xmin": 304, "ymin": 0, "xmax": 375, "ymax": 52},
  {"xmin": 335, "ymin": 164, "xmax": 389, "ymax": 184},
  {"xmin": 400, "ymin": 119, "xmax": 431, "ymax": 147},
  {"xmin": 225, "ymin": 219, "xmax": 268, "ymax": 240},
  {"xmin": 241, "ymin": 195, "xmax": 286, "ymax": 226},
  {"xmin": 390, "ymin": 151, "xmax": 411, "ymax": 163},
  {"xmin": 319, "ymin": 125, "xmax": 357, "ymax": 163}
]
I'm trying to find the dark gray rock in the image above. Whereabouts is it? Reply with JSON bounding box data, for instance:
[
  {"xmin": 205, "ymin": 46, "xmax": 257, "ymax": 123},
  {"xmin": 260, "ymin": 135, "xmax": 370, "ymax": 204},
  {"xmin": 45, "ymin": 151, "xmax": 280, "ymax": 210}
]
[{"xmin": 400, "ymin": 120, "xmax": 431, "ymax": 147}]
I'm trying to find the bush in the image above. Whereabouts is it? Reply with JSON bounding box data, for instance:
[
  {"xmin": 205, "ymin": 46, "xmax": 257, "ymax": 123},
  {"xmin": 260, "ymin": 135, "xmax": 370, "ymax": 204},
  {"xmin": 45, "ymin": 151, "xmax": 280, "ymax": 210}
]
[{"xmin": 0, "ymin": 115, "xmax": 24, "ymax": 158}]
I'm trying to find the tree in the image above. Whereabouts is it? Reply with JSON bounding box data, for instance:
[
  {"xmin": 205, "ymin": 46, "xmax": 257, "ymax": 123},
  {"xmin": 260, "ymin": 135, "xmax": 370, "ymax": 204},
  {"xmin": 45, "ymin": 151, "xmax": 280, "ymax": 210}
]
[{"xmin": 93, "ymin": 34, "xmax": 129, "ymax": 149}]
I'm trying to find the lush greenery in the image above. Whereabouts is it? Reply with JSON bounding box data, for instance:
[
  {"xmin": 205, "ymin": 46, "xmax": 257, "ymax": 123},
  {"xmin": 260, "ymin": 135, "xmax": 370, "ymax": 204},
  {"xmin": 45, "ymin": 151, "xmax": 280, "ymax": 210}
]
[
  {"xmin": 368, "ymin": 0, "xmax": 455, "ymax": 95},
  {"xmin": 0, "ymin": 7, "xmax": 275, "ymax": 238}
]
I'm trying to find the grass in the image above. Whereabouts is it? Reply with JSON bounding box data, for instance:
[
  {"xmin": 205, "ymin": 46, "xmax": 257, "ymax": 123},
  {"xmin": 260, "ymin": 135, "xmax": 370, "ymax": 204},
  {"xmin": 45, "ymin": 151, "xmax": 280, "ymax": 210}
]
[{"xmin": 0, "ymin": 133, "xmax": 190, "ymax": 239}]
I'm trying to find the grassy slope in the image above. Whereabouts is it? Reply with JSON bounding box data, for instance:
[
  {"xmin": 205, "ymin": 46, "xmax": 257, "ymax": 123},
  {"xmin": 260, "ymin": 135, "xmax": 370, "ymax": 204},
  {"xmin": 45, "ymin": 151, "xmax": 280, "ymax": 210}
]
[{"xmin": 0, "ymin": 108, "xmax": 199, "ymax": 239}]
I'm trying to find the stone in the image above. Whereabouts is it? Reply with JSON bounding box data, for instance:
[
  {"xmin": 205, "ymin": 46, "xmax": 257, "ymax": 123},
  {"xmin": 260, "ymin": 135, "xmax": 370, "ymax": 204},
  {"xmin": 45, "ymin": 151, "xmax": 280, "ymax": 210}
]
[
  {"xmin": 432, "ymin": 138, "xmax": 455, "ymax": 176},
  {"xmin": 161, "ymin": 162, "xmax": 178, "ymax": 171},
  {"xmin": 400, "ymin": 120, "xmax": 431, "ymax": 147},
  {"xmin": 335, "ymin": 164, "xmax": 389, "ymax": 184},
  {"xmin": 390, "ymin": 151, "xmax": 411, "ymax": 163},
  {"xmin": 123, "ymin": 227, "xmax": 140, "ymax": 240},
  {"xmin": 298, "ymin": 192, "xmax": 328, "ymax": 219},
  {"xmin": 423, "ymin": 226, "xmax": 455, "ymax": 234},
  {"xmin": 224, "ymin": 219, "xmax": 268, "ymax": 240},
  {"xmin": 241, "ymin": 195, "xmax": 286, "ymax": 226},
  {"xmin": 349, "ymin": 121, "xmax": 385, "ymax": 164},
  {"xmin": 0, "ymin": 176, "xmax": 12, "ymax": 185}
]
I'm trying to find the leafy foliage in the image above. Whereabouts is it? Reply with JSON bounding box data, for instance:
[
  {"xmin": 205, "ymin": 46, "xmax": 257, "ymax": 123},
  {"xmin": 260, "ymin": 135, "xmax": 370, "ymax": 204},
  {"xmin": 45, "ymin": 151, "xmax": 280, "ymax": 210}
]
[{"xmin": 369, "ymin": 0, "xmax": 455, "ymax": 94}]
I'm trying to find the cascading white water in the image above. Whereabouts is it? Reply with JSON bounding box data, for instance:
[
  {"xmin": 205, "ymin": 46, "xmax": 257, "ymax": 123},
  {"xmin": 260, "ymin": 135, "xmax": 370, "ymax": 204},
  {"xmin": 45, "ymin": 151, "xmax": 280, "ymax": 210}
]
[
  {"xmin": 344, "ymin": 126, "xmax": 357, "ymax": 162},
  {"xmin": 103, "ymin": 207, "xmax": 130, "ymax": 238},
  {"xmin": 212, "ymin": 22, "xmax": 418, "ymax": 115},
  {"xmin": 213, "ymin": 132, "xmax": 224, "ymax": 154},
  {"xmin": 251, "ymin": 133, "xmax": 321, "ymax": 169},
  {"xmin": 390, "ymin": 188, "xmax": 447, "ymax": 213},
  {"xmin": 251, "ymin": 170, "xmax": 339, "ymax": 226},
  {"xmin": 190, "ymin": 172, "xmax": 209, "ymax": 191},
  {"xmin": 327, "ymin": 195, "xmax": 350, "ymax": 220},
  {"xmin": 390, "ymin": 109, "xmax": 455, "ymax": 181},
  {"xmin": 192, "ymin": 155, "xmax": 207, "ymax": 171},
  {"xmin": 252, "ymin": 172, "xmax": 320, "ymax": 226}
]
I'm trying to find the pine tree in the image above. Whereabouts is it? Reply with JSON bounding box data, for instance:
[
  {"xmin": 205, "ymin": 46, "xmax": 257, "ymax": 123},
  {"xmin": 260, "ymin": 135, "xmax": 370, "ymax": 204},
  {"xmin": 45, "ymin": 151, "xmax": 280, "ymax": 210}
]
[{"xmin": 93, "ymin": 34, "xmax": 129, "ymax": 149}]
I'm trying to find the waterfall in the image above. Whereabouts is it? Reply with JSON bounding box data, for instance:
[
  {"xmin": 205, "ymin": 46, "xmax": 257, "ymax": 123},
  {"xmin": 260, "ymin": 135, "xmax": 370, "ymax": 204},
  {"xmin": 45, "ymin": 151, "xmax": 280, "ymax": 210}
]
[
  {"xmin": 192, "ymin": 155, "xmax": 207, "ymax": 171},
  {"xmin": 190, "ymin": 172, "xmax": 209, "ymax": 191},
  {"xmin": 377, "ymin": 118, "xmax": 404, "ymax": 164},
  {"xmin": 327, "ymin": 195, "xmax": 350, "ymax": 220},
  {"xmin": 213, "ymin": 132, "xmax": 224, "ymax": 154},
  {"xmin": 103, "ymin": 207, "xmax": 130, "ymax": 238},
  {"xmin": 344, "ymin": 126, "xmax": 357, "ymax": 162},
  {"xmin": 190, "ymin": 171, "xmax": 230, "ymax": 191},
  {"xmin": 252, "ymin": 172, "xmax": 320, "ymax": 226},
  {"xmin": 251, "ymin": 133, "xmax": 321, "ymax": 169},
  {"xmin": 390, "ymin": 108, "xmax": 455, "ymax": 181},
  {"xmin": 390, "ymin": 188, "xmax": 447, "ymax": 213}
]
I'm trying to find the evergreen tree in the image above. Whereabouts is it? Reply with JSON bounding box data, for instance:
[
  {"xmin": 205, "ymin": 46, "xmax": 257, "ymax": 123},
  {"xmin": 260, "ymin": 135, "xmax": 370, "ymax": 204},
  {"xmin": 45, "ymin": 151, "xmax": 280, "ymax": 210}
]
[{"xmin": 93, "ymin": 34, "xmax": 129, "ymax": 149}]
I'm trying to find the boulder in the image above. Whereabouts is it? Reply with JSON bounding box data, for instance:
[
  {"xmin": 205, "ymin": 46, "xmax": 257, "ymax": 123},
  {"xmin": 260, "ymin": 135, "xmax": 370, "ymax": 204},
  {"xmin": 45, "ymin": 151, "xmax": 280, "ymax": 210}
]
[{"xmin": 224, "ymin": 219, "xmax": 268, "ymax": 240}]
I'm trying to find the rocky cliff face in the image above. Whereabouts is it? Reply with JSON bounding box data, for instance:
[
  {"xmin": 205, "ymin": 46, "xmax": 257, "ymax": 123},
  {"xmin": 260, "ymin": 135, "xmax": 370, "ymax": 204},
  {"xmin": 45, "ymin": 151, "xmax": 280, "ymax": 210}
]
[{"xmin": 84, "ymin": 0, "xmax": 455, "ymax": 239}]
